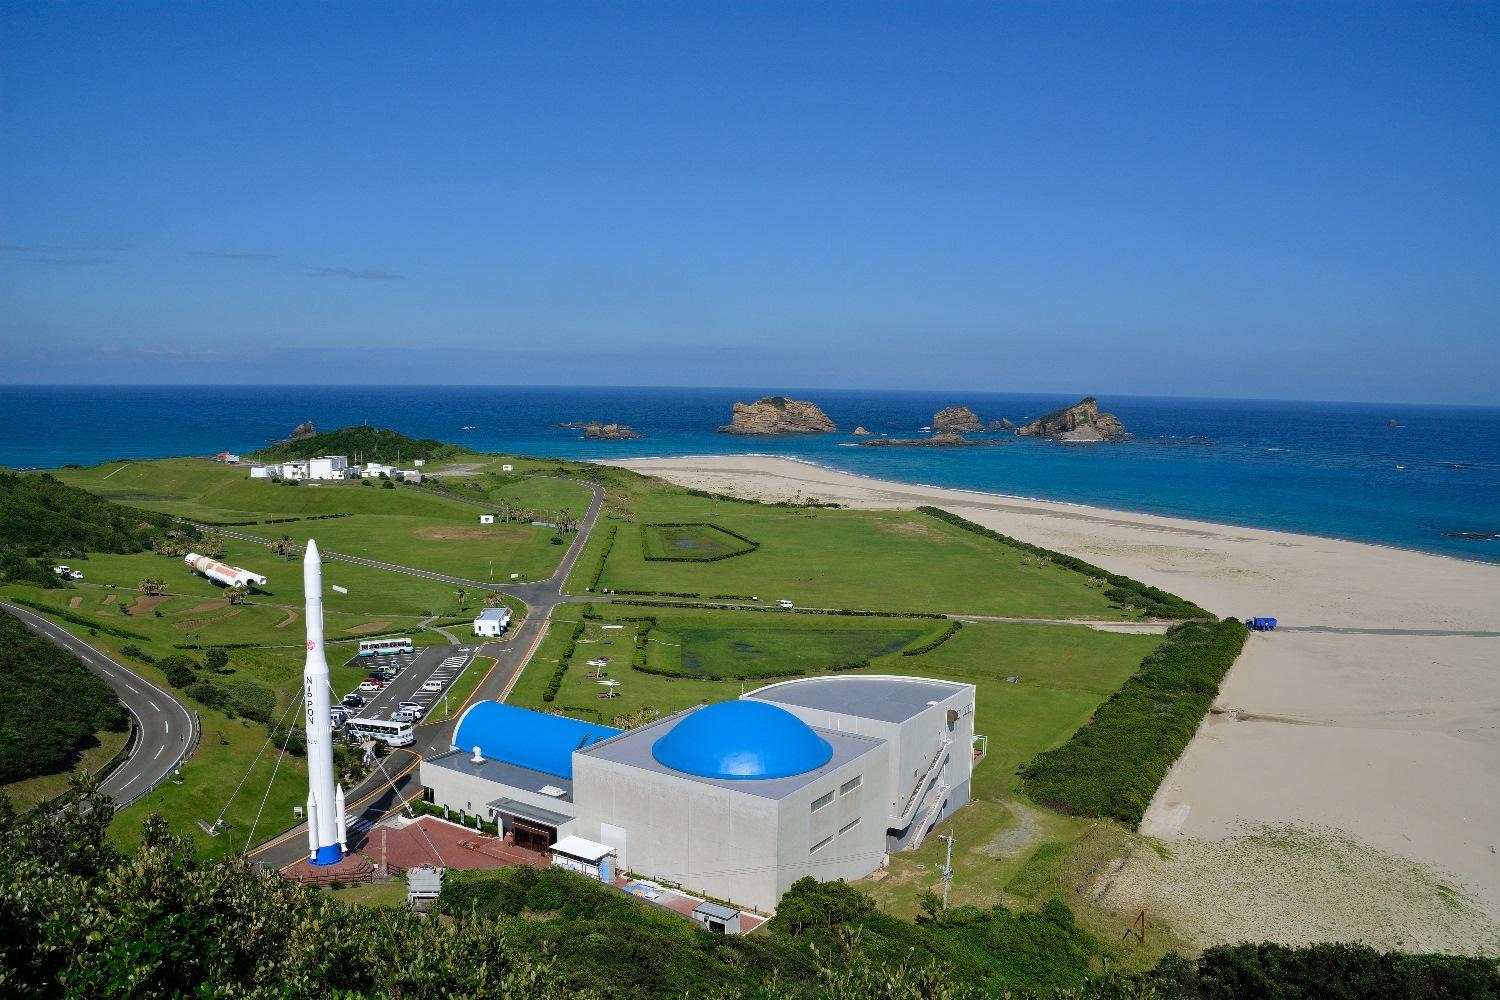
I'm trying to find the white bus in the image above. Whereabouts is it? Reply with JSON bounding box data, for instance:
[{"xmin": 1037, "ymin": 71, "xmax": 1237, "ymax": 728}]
[
  {"xmin": 358, "ymin": 636, "xmax": 414, "ymax": 657},
  {"xmin": 346, "ymin": 717, "xmax": 414, "ymax": 747}
]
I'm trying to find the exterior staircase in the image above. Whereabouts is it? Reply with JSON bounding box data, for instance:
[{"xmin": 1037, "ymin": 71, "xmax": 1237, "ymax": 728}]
[{"xmin": 910, "ymin": 780, "xmax": 950, "ymax": 851}]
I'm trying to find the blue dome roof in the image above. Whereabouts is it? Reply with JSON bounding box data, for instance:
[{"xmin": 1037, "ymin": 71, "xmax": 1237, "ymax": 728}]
[
  {"xmin": 453, "ymin": 701, "xmax": 620, "ymax": 779},
  {"xmin": 651, "ymin": 701, "xmax": 833, "ymax": 780}
]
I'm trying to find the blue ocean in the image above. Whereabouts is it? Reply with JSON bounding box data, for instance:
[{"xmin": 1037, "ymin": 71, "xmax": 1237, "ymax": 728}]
[{"xmin": 2, "ymin": 385, "xmax": 1497, "ymax": 563}]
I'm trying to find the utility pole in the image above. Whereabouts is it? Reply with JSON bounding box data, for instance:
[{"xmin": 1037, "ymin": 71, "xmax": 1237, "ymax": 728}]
[{"xmin": 938, "ymin": 834, "xmax": 956, "ymax": 910}]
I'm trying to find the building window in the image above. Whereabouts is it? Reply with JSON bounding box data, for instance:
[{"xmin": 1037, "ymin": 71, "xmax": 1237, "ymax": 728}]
[
  {"xmin": 810, "ymin": 835, "xmax": 834, "ymax": 854},
  {"xmin": 839, "ymin": 818, "xmax": 861, "ymax": 836},
  {"xmin": 811, "ymin": 791, "xmax": 834, "ymax": 812},
  {"xmin": 840, "ymin": 775, "xmax": 861, "ymax": 796}
]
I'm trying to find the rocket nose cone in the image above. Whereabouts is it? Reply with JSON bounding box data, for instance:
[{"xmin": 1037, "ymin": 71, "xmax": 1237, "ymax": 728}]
[{"xmin": 306, "ymin": 539, "xmax": 321, "ymax": 561}]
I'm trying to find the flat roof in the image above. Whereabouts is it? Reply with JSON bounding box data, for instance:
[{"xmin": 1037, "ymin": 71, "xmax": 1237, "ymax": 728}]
[
  {"xmin": 476, "ymin": 608, "xmax": 511, "ymax": 621},
  {"xmin": 488, "ymin": 797, "xmax": 572, "ymax": 828},
  {"xmin": 747, "ymin": 675, "xmax": 969, "ymax": 725},
  {"xmin": 577, "ymin": 707, "xmax": 884, "ymax": 801},
  {"xmin": 423, "ymin": 749, "xmax": 575, "ymax": 803},
  {"xmin": 552, "ymin": 835, "xmax": 614, "ymax": 862},
  {"xmin": 692, "ymin": 901, "xmax": 740, "ymax": 920}
]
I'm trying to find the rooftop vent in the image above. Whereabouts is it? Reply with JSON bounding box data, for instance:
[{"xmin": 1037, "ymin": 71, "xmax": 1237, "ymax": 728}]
[
  {"xmin": 538, "ymin": 785, "xmax": 567, "ymax": 798},
  {"xmin": 471, "ymin": 746, "xmax": 484, "ymax": 764}
]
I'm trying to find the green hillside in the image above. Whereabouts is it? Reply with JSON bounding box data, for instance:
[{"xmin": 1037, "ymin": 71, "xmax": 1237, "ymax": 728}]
[
  {"xmin": 250, "ymin": 425, "xmax": 465, "ymax": 464},
  {"xmin": 0, "ymin": 611, "xmax": 126, "ymax": 784},
  {"xmin": 0, "ymin": 471, "xmax": 195, "ymax": 586}
]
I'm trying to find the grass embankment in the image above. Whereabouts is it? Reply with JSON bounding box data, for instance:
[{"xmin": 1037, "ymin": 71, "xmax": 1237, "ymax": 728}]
[
  {"xmin": 1020, "ymin": 619, "xmax": 1248, "ymax": 826},
  {"xmin": 584, "ymin": 490, "xmax": 1128, "ymax": 619}
]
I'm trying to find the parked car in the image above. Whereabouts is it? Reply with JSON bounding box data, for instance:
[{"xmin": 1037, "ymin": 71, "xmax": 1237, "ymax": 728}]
[
  {"xmin": 390, "ymin": 710, "xmax": 416, "ymax": 724},
  {"xmin": 357, "ymin": 680, "xmax": 381, "ymax": 692},
  {"xmin": 398, "ymin": 700, "xmax": 425, "ymax": 718},
  {"xmin": 342, "ymin": 694, "xmax": 366, "ymax": 708},
  {"xmin": 776, "ymin": 599, "xmax": 794, "ymax": 609},
  {"xmin": 420, "ymin": 679, "xmax": 444, "ymax": 693}
]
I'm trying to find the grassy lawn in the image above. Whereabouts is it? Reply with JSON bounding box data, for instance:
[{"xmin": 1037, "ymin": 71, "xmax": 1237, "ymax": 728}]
[
  {"xmin": 0, "ymin": 727, "xmax": 131, "ymax": 811},
  {"xmin": 594, "ymin": 493, "xmax": 1126, "ymax": 618},
  {"xmin": 649, "ymin": 616, "xmax": 933, "ymax": 677},
  {"xmin": 640, "ymin": 523, "xmax": 755, "ymax": 561},
  {"xmin": 332, "ymin": 878, "xmax": 412, "ymax": 908}
]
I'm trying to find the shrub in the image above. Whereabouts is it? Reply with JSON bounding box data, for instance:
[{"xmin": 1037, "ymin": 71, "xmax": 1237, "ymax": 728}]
[
  {"xmin": 901, "ymin": 621, "xmax": 961, "ymax": 656},
  {"xmin": 1019, "ymin": 619, "xmax": 1247, "ymax": 826},
  {"xmin": 157, "ymin": 654, "xmax": 200, "ymax": 689}
]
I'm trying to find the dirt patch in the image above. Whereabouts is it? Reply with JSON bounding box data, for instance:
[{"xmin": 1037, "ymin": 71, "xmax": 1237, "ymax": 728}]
[
  {"xmin": 99, "ymin": 595, "xmax": 116, "ymax": 605},
  {"xmin": 344, "ymin": 620, "xmax": 394, "ymax": 636},
  {"xmin": 414, "ymin": 525, "xmax": 509, "ymax": 542},
  {"xmin": 1100, "ymin": 824, "xmax": 1500, "ymax": 956},
  {"xmin": 176, "ymin": 600, "xmax": 229, "ymax": 615},
  {"xmin": 878, "ymin": 519, "xmax": 941, "ymax": 539},
  {"xmin": 172, "ymin": 607, "xmax": 244, "ymax": 631},
  {"xmin": 130, "ymin": 595, "xmax": 172, "ymax": 615},
  {"xmin": 68, "ymin": 597, "xmax": 82, "ymax": 609},
  {"xmin": 274, "ymin": 609, "xmax": 300, "ymax": 629}
]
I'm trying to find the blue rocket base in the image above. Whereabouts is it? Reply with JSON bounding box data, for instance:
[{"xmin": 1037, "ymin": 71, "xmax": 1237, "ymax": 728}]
[{"xmin": 310, "ymin": 844, "xmax": 344, "ymax": 866}]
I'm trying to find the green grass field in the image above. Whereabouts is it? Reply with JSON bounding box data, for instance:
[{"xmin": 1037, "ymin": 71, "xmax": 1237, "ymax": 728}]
[
  {"xmin": 640, "ymin": 523, "xmax": 755, "ymax": 561},
  {"xmin": 649, "ymin": 617, "xmax": 931, "ymax": 677},
  {"xmin": 592, "ymin": 492, "xmax": 1126, "ymax": 618}
]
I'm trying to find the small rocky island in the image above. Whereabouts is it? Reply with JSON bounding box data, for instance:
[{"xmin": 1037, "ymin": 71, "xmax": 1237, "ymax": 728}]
[
  {"xmin": 1016, "ymin": 397, "xmax": 1127, "ymax": 442},
  {"xmin": 718, "ymin": 396, "xmax": 836, "ymax": 435},
  {"xmin": 858, "ymin": 431, "xmax": 993, "ymax": 448},
  {"xmin": 932, "ymin": 406, "xmax": 983, "ymax": 433},
  {"xmin": 554, "ymin": 421, "xmax": 640, "ymax": 440},
  {"xmin": 851, "ymin": 426, "xmax": 873, "ymax": 436}
]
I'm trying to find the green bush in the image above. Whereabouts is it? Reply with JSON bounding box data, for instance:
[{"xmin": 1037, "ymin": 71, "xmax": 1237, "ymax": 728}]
[
  {"xmin": 1020, "ymin": 619, "xmax": 1247, "ymax": 826},
  {"xmin": 8, "ymin": 598, "xmax": 149, "ymax": 640},
  {"xmin": 156, "ymin": 654, "xmax": 200, "ymax": 689},
  {"xmin": 901, "ymin": 620, "xmax": 961, "ymax": 656},
  {"xmin": 916, "ymin": 506, "xmax": 1209, "ymax": 619}
]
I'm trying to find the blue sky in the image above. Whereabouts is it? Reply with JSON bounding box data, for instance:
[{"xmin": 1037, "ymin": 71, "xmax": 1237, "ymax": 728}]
[{"xmin": 2, "ymin": 2, "xmax": 1496, "ymax": 403}]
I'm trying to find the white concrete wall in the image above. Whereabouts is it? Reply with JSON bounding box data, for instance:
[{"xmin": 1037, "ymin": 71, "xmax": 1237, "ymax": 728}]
[
  {"xmin": 771, "ymin": 743, "xmax": 890, "ymax": 903},
  {"xmin": 419, "ymin": 756, "xmax": 577, "ymax": 830}
]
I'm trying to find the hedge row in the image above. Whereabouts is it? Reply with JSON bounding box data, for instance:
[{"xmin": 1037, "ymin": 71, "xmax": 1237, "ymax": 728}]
[
  {"xmin": 194, "ymin": 513, "xmax": 353, "ymax": 528},
  {"xmin": 608, "ymin": 589, "xmax": 702, "ymax": 598},
  {"xmin": 609, "ymin": 598, "xmax": 945, "ymax": 620},
  {"xmin": 8, "ymin": 598, "xmax": 150, "ymax": 641},
  {"xmin": 584, "ymin": 523, "xmax": 618, "ymax": 591},
  {"xmin": 639, "ymin": 522, "xmax": 760, "ymax": 563},
  {"xmin": 1019, "ymin": 618, "xmax": 1247, "ymax": 827},
  {"xmin": 901, "ymin": 620, "xmax": 962, "ymax": 656},
  {"xmin": 916, "ymin": 506, "xmax": 1209, "ymax": 619},
  {"xmin": 682, "ymin": 488, "xmax": 843, "ymax": 509},
  {"xmin": 541, "ymin": 619, "xmax": 589, "ymax": 702}
]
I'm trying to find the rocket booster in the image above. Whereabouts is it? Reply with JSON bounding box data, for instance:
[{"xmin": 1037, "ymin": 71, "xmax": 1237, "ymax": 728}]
[{"xmin": 303, "ymin": 540, "xmax": 345, "ymax": 866}]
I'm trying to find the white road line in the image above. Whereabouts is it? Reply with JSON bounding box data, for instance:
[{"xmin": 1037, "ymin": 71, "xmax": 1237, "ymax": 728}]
[
  {"xmin": 121, "ymin": 773, "xmax": 140, "ymax": 788},
  {"xmin": 165, "ymin": 720, "xmax": 170, "ymax": 734},
  {"xmin": 82, "ymin": 656, "xmax": 93, "ymax": 663},
  {"xmin": 154, "ymin": 745, "xmax": 164, "ymax": 760},
  {"xmin": 149, "ymin": 700, "xmax": 160, "ymax": 710},
  {"xmin": 45, "ymin": 630, "xmax": 56, "ymax": 638},
  {"xmin": 103, "ymin": 669, "xmax": 115, "ymax": 677},
  {"xmin": 126, "ymin": 684, "xmax": 139, "ymax": 693}
]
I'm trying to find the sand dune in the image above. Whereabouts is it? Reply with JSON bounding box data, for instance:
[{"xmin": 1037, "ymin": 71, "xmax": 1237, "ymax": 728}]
[{"xmin": 607, "ymin": 455, "xmax": 1500, "ymax": 952}]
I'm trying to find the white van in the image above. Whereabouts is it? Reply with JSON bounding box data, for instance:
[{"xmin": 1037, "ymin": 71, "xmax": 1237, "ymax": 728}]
[
  {"xmin": 420, "ymin": 679, "xmax": 444, "ymax": 693},
  {"xmin": 776, "ymin": 599, "xmax": 794, "ymax": 610}
]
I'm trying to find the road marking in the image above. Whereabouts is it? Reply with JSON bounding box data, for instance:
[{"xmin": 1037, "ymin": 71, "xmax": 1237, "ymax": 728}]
[
  {"xmin": 82, "ymin": 656, "xmax": 93, "ymax": 663},
  {"xmin": 126, "ymin": 684, "xmax": 139, "ymax": 693},
  {"xmin": 165, "ymin": 720, "xmax": 170, "ymax": 734},
  {"xmin": 154, "ymin": 745, "xmax": 164, "ymax": 760},
  {"xmin": 149, "ymin": 700, "xmax": 160, "ymax": 710},
  {"xmin": 103, "ymin": 669, "xmax": 115, "ymax": 677},
  {"xmin": 121, "ymin": 773, "xmax": 140, "ymax": 788}
]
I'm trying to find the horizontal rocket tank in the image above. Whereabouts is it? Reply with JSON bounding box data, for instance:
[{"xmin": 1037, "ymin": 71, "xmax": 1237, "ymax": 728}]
[{"xmin": 183, "ymin": 552, "xmax": 268, "ymax": 588}]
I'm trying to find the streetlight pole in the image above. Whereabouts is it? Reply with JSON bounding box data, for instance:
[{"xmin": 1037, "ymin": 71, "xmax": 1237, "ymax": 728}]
[{"xmin": 938, "ymin": 835, "xmax": 956, "ymax": 910}]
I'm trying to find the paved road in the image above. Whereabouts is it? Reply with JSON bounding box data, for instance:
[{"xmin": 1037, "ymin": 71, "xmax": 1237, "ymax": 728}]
[{"xmin": 2, "ymin": 601, "xmax": 199, "ymax": 807}]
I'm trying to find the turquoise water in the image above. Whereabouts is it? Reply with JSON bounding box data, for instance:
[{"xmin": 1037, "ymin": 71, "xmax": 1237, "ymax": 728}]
[{"xmin": 1, "ymin": 385, "xmax": 1496, "ymax": 562}]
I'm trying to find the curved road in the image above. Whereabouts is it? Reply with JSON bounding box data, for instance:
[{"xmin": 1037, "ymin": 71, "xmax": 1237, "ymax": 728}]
[{"xmin": 2, "ymin": 601, "xmax": 198, "ymax": 807}]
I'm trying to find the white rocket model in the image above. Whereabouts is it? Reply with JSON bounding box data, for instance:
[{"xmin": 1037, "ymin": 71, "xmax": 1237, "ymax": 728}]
[
  {"xmin": 184, "ymin": 552, "xmax": 268, "ymax": 589},
  {"xmin": 302, "ymin": 540, "xmax": 347, "ymax": 865}
]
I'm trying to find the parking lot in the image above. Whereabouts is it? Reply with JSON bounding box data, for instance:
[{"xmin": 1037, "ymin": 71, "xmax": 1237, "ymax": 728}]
[{"xmin": 339, "ymin": 644, "xmax": 474, "ymax": 726}]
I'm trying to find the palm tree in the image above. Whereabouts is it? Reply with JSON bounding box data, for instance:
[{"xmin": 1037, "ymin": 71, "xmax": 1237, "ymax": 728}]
[
  {"xmin": 139, "ymin": 577, "xmax": 166, "ymax": 597},
  {"xmin": 454, "ymin": 587, "xmax": 467, "ymax": 613},
  {"xmin": 226, "ymin": 583, "xmax": 250, "ymax": 606},
  {"xmin": 483, "ymin": 591, "xmax": 505, "ymax": 609},
  {"xmin": 269, "ymin": 534, "xmax": 296, "ymax": 560}
]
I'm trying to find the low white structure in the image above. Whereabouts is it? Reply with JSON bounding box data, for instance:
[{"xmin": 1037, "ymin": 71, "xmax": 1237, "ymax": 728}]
[
  {"xmin": 400, "ymin": 469, "xmax": 423, "ymax": 483},
  {"xmin": 479, "ymin": 514, "xmax": 495, "ymax": 525},
  {"xmin": 280, "ymin": 461, "xmax": 309, "ymax": 481},
  {"xmin": 307, "ymin": 455, "xmax": 349, "ymax": 480},
  {"xmin": 249, "ymin": 465, "xmax": 273, "ymax": 479},
  {"xmin": 472, "ymin": 607, "xmax": 512, "ymax": 637},
  {"xmin": 550, "ymin": 835, "xmax": 617, "ymax": 882},
  {"xmin": 216, "ymin": 451, "xmax": 240, "ymax": 463},
  {"xmin": 413, "ymin": 459, "xmax": 426, "ymax": 468},
  {"xmin": 691, "ymin": 901, "xmax": 743, "ymax": 935},
  {"xmin": 362, "ymin": 463, "xmax": 395, "ymax": 479}
]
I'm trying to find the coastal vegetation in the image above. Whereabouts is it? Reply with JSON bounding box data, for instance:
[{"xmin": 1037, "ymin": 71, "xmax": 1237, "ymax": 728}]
[
  {"xmin": 249, "ymin": 424, "xmax": 465, "ymax": 464},
  {"xmin": 1020, "ymin": 618, "xmax": 1248, "ymax": 826},
  {"xmin": 5, "ymin": 788, "xmax": 1494, "ymax": 999},
  {"xmin": 0, "ymin": 612, "xmax": 126, "ymax": 785}
]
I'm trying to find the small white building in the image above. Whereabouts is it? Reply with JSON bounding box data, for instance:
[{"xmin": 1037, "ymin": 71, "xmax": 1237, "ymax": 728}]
[
  {"xmin": 479, "ymin": 514, "xmax": 495, "ymax": 525},
  {"xmin": 362, "ymin": 463, "xmax": 395, "ymax": 479},
  {"xmin": 473, "ymin": 607, "xmax": 512, "ymax": 637},
  {"xmin": 501, "ymin": 464, "xmax": 513, "ymax": 472},
  {"xmin": 691, "ymin": 901, "xmax": 743, "ymax": 935},
  {"xmin": 248, "ymin": 465, "xmax": 274, "ymax": 479},
  {"xmin": 550, "ymin": 835, "xmax": 617, "ymax": 883},
  {"xmin": 216, "ymin": 451, "xmax": 240, "ymax": 464},
  {"xmin": 400, "ymin": 469, "xmax": 423, "ymax": 483},
  {"xmin": 280, "ymin": 461, "xmax": 309, "ymax": 481},
  {"xmin": 308, "ymin": 455, "xmax": 349, "ymax": 481},
  {"xmin": 414, "ymin": 459, "xmax": 426, "ymax": 468}
]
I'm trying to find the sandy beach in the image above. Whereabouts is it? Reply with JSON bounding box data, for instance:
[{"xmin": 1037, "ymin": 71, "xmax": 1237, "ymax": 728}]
[{"xmin": 607, "ymin": 455, "xmax": 1500, "ymax": 954}]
